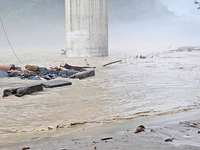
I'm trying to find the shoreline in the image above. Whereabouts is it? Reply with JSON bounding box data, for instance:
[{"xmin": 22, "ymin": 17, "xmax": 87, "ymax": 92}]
[{"xmin": 2, "ymin": 109, "xmax": 200, "ymax": 150}]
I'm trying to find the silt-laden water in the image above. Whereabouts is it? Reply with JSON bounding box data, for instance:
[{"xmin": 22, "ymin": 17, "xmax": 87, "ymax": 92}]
[{"xmin": 0, "ymin": 49, "xmax": 200, "ymax": 147}]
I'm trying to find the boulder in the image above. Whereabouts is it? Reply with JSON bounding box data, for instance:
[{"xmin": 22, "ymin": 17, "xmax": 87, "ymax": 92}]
[
  {"xmin": 70, "ymin": 70, "xmax": 95, "ymax": 79},
  {"xmin": 3, "ymin": 84, "xmax": 43, "ymax": 97},
  {"xmin": 0, "ymin": 65, "xmax": 12, "ymax": 72},
  {"xmin": 59, "ymin": 69, "xmax": 76, "ymax": 78},
  {"xmin": 25, "ymin": 65, "xmax": 39, "ymax": 72},
  {"xmin": 39, "ymin": 67, "xmax": 49, "ymax": 76},
  {"xmin": 42, "ymin": 80, "xmax": 72, "ymax": 88}
]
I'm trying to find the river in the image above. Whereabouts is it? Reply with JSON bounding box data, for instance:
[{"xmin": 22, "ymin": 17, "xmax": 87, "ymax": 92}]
[{"xmin": 0, "ymin": 48, "xmax": 200, "ymax": 148}]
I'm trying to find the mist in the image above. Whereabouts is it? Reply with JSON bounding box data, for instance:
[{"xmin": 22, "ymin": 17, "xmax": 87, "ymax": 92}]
[
  {"xmin": 0, "ymin": 0, "xmax": 200, "ymax": 55},
  {"xmin": 109, "ymin": 0, "xmax": 200, "ymax": 56},
  {"xmin": 0, "ymin": 0, "xmax": 65, "ymax": 50}
]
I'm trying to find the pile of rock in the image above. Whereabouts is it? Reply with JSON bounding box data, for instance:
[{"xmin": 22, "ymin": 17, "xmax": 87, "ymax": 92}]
[{"xmin": 0, "ymin": 63, "xmax": 95, "ymax": 80}]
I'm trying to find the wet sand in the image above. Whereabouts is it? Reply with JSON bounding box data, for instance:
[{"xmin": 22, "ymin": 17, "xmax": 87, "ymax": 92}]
[{"xmin": 3, "ymin": 109, "xmax": 200, "ymax": 150}]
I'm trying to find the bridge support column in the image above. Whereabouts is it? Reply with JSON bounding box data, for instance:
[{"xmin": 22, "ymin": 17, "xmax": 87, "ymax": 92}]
[{"xmin": 65, "ymin": 0, "xmax": 108, "ymax": 57}]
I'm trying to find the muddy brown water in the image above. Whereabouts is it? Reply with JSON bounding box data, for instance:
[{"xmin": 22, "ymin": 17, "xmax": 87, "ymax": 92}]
[{"xmin": 0, "ymin": 49, "xmax": 200, "ymax": 147}]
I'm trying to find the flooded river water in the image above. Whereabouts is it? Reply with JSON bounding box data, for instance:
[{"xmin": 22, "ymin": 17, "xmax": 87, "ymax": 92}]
[{"xmin": 0, "ymin": 48, "xmax": 200, "ymax": 148}]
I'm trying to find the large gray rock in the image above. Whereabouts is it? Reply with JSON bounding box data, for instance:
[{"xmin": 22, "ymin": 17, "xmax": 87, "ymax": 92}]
[
  {"xmin": 58, "ymin": 69, "xmax": 76, "ymax": 78},
  {"xmin": 0, "ymin": 70, "xmax": 8, "ymax": 78},
  {"xmin": 42, "ymin": 80, "xmax": 72, "ymax": 88},
  {"xmin": 3, "ymin": 84, "xmax": 43, "ymax": 97},
  {"xmin": 69, "ymin": 70, "xmax": 95, "ymax": 79}
]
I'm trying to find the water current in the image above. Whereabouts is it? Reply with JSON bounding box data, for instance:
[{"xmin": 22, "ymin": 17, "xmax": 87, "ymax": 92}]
[{"xmin": 0, "ymin": 49, "xmax": 200, "ymax": 147}]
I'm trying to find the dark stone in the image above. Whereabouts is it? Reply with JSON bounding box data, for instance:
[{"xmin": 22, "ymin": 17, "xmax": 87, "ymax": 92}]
[
  {"xmin": 41, "ymin": 75, "xmax": 51, "ymax": 80},
  {"xmin": 22, "ymin": 146, "xmax": 30, "ymax": 150},
  {"xmin": 32, "ymin": 76, "xmax": 41, "ymax": 80},
  {"xmin": 59, "ymin": 71, "xmax": 68, "ymax": 78},
  {"xmin": 9, "ymin": 64, "xmax": 21, "ymax": 70},
  {"xmin": 42, "ymin": 80, "xmax": 72, "ymax": 88},
  {"xmin": 70, "ymin": 70, "xmax": 95, "ymax": 79},
  {"xmin": 20, "ymin": 76, "xmax": 25, "ymax": 80},
  {"xmin": 48, "ymin": 74, "xmax": 56, "ymax": 79},
  {"xmin": 3, "ymin": 84, "xmax": 43, "ymax": 97},
  {"xmin": 59, "ymin": 69, "xmax": 76, "ymax": 78},
  {"xmin": 49, "ymin": 70, "xmax": 59, "ymax": 75},
  {"xmin": 101, "ymin": 137, "xmax": 113, "ymax": 141},
  {"xmin": 165, "ymin": 138, "xmax": 173, "ymax": 142},
  {"xmin": 67, "ymin": 69, "xmax": 76, "ymax": 76},
  {"xmin": 39, "ymin": 67, "xmax": 49, "ymax": 76},
  {"xmin": 0, "ymin": 70, "xmax": 8, "ymax": 78},
  {"xmin": 7, "ymin": 71, "xmax": 19, "ymax": 77},
  {"xmin": 14, "ymin": 66, "xmax": 21, "ymax": 70}
]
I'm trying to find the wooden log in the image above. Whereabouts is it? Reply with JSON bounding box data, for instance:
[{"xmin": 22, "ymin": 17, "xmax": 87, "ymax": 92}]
[
  {"xmin": 3, "ymin": 84, "xmax": 43, "ymax": 97},
  {"xmin": 103, "ymin": 60, "xmax": 122, "ymax": 67},
  {"xmin": 61, "ymin": 63, "xmax": 96, "ymax": 72},
  {"xmin": 69, "ymin": 70, "xmax": 95, "ymax": 79}
]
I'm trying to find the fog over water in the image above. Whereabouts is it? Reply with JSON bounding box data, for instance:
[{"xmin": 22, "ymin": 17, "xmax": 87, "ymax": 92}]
[
  {"xmin": 0, "ymin": 0, "xmax": 199, "ymax": 54},
  {"xmin": 109, "ymin": 0, "xmax": 200, "ymax": 55}
]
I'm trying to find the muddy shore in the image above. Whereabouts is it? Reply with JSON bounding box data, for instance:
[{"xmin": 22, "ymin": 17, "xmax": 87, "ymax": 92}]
[{"xmin": 2, "ymin": 109, "xmax": 200, "ymax": 150}]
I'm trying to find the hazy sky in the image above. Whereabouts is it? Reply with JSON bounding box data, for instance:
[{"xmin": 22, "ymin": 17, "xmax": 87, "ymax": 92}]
[{"xmin": 161, "ymin": 0, "xmax": 200, "ymax": 21}]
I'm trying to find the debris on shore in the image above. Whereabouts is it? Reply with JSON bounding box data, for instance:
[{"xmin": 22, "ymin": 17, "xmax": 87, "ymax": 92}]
[
  {"xmin": 134, "ymin": 125, "xmax": 145, "ymax": 133},
  {"xmin": 1, "ymin": 63, "xmax": 96, "ymax": 97},
  {"xmin": 22, "ymin": 146, "xmax": 30, "ymax": 150},
  {"xmin": 0, "ymin": 63, "xmax": 96, "ymax": 80}
]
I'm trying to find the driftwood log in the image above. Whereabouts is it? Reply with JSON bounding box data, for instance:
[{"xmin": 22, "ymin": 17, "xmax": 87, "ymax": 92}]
[
  {"xmin": 61, "ymin": 63, "xmax": 96, "ymax": 72},
  {"xmin": 103, "ymin": 60, "xmax": 122, "ymax": 67}
]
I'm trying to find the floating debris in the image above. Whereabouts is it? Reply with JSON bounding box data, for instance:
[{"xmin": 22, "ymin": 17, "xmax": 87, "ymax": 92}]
[
  {"xmin": 22, "ymin": 147, "xmax": 30, "ymax": 150},
  {"xmin": 165, "ymin": 138, "xmax": 173, "ymax": 142},
  {"xmin": 103, "ymin": 60, "xmax": 122, "ymax": 67},
  {"xmin": 101, "ymin": 137, "xmax": 113, "ymax": 141}
]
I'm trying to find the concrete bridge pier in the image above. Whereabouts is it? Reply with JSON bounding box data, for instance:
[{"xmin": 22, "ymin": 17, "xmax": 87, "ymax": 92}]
[{"xmin": 65, "ymin": 0, "xmax": 108, "ymax": 57}]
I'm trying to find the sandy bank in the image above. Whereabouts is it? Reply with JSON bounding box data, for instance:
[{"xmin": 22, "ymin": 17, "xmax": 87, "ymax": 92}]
[{"xmin": 2, "ymin": 109, "xmax": 200, "ymax": 150}]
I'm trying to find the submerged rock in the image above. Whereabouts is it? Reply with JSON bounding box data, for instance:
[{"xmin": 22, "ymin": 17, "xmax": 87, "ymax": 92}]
[
  {"xmin": 70, "ymin": 70, "xmax": 95, "ymax": 79},
  {"xmin": 0, "ymin": 70, "xmax": 8, "ymax": 78},
  {"xmin": 32, "ymin": 76, "xmax": 41, "ymax": 80},
  {"xmin": 59, "ymin": 69, "xmax": 76, "ymax": 78},
  {"xmin": 3, "ymin": 84, "xmax": 43, "ymax": 97}
]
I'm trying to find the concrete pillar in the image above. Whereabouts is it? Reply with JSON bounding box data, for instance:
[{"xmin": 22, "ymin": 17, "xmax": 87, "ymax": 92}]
[{"xmin": 65, "ymin": 0, "xmax": 108, "ymax": 57}]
